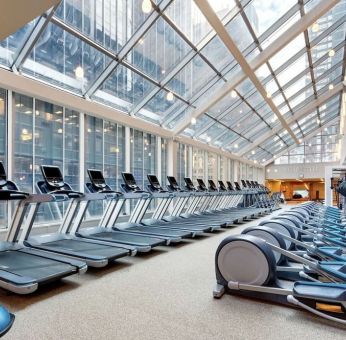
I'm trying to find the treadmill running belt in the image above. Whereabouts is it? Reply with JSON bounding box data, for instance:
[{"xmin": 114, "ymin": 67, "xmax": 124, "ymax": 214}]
[
  {"xmin": 91, "ymin": 231, "xmax": 164, "ymax": 247},
  {"xmin": 0, "ymin": 251, "xmax": 76, "ymax": 282},
  {"xmin": 43, "ymin": 239, "xmax": 128, "ymax": 258}
]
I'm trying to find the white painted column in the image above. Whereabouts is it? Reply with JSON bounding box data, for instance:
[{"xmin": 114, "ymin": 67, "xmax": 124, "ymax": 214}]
[
  {"xmin": 188, "ymin": 145, "xmax": 193, "ymax": 179},
  {"xmin": 157, "ymin": 136, "xmax": 162, "ymax": 182},
  {"xmin": 324, "ymin": 165, "xmax": 333, "ymax": 206},
  {"xmin": 204, "ymin": 151, "xmax": 208, "ymax": 182},
  {"xmin": 79, "ymin": 113, "xmax": 85, "ymax": 191},
  {"xmin": 167, "ymin": 138, "xmax": 174, "ymax": 176}
]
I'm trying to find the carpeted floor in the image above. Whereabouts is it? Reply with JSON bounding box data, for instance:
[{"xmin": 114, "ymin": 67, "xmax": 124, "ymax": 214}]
[{"xmin": 1, "ymin": 207, "xmax": 346, "ymax": 340}]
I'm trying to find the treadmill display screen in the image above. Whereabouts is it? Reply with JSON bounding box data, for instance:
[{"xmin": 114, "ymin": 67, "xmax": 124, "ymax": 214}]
[
  {"xmin": 241, "ymin": 180, "xmax": 247, "ymax": 188},
  {"xmin": 0, "ymin": 162, "xmax": 6, "ymax": 181},
  {"xmin": 208, "ymin": 180, "xmax": 217, "ymax": 191},
  {"xmin": 42, "ymin": 166, "xmax": 63, "ymax": 183},
  {"xmin": 147, "ymin": 175, "xmax": 161, "ymax": 188},
  {"xmin": 197, "ymin": 179, "xmax": 207, "ymax": 190},
  {"xmin": 234, "ymin": 182, "xmax": 241, "ymax": 190},
  {"xmin": 167, "ymin": 176, "xmax": 179, "ymax": 188},
  {"xmin": 218, "ymin": 181, "xmax": 226, "ymax": 191},
  {"xmin": 122, "ymin": 172, "xmax": 137, "ymax": 186},
  {"xmin": 226, "ymin": 181, "xmax": 234, "ymax": 191},
  {"xmin": 184, "ymin": 178, "xmax": 194, "ymax": 189},
  {"xmin": 88, "ymin": 169, "xmax": 105, "ymax": 184}
]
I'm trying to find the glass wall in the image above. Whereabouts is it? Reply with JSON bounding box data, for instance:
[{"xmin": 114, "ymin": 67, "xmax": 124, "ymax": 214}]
[
  {"xmin": 192, "ymin": 148, "xmax": 205, "ymax": 182},
  {"xmin": 176, "ymin": 142, "xmax": 188, "ymax": 186},
  {"xmin": 0, "ymin": 85, "xmax": 265, "ymax": 226},
  {"xmin": 208, "ymin": 152, "xmax": 218, "ymax": 181},
  {"xmin": 130, "ymin": 129, "xmax": 157, "ymax": 189},
  {"xmin": 275, "ymin": 125, "xmax": 340, "ymax": 164}
]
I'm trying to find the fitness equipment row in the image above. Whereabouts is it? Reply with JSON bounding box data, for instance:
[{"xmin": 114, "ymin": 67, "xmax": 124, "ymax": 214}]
[{"xmin": 214, "ymin": 201, "xmax": 346, "ymax": 325}]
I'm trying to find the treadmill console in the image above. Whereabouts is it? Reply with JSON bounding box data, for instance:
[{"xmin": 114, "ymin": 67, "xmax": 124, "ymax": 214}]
[
  {"xmin": 246, "ymin": 180, "xmax": 252, "ymax": 188},
  {"xmin": 167, "ymin": 176, "xmax": 182, "ymax": 192},
  {"xmin": 121, "ymin": 172, "xmax": 142, "ymax": 192},
  {"xmin": 234, "ymin": 182, "xmax": 242, "ymax": 191},
  {"xmin": 241, "ymin": 180, "xmax": 247, "ymax": 188},
  {"xmin": 226, "ymin": 181, "xmax": 234, "ymax": 191},
  {"xmin": 147, "ymin": 174, "xmax": 166, "ymax": 192},
  {"xmin": 184, "ymin": 177, "xmax": 195, "ymax": 191},
  {"xmin": 86, "ymin": 169, "xmax": 115, "ymax": 193},
  {"xmin": 41, "ymin": 165, "xmax": 65, "ymax": 188},
  {"xmin": 208, "ymin": 180, "xmax": 218, "ymax": 192},
  {"xmin": 0, "ymin": 162, "xmax": 7, "ymax": 187},
  {"xmin": 88, "ymin": 169, "xmax": 107, "ymax": 189},
  {"xmin": 218, "ymin": 180, "xmax": 227, "ymax": 191},
  {"xmin": 197, "ymin": 179, "xmax": 208, "ymax": 191}
]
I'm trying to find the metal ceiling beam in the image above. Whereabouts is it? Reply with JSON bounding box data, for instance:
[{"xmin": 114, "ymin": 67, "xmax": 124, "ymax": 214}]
[
  {"xmin": 240, "ymin": 83, "xmax": 344, "ymax": 156},
  {"xmin": 84, "ymin": 0, "xmax": 173, "ymax": 97},
  {"xmin": 172, "ymin": 0, "xmax": 340, "ymax": 135},
  {"xmin": 12, "ymin": 4, "xmax": 59, "ymax": 70},
  {"xmin": 192, "ymin": 0, "xmax": 299, "ymax": 144}
]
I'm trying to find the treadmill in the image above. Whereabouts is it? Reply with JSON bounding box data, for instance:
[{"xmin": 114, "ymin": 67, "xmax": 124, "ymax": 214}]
[
  {"xmin": 21, "ymin": 165, "xmax": 133, "ymax": 267},
  {"xmin": 0, "ymin": 162, "xmax": 87, "ymax": 294},
  {"xmin": 143, "ymin": 174, "xmax": 216, "ymax": 233},
  {"xmin": 78, "ymin": 169, "xmax": 181, "ymax": 249},
  {"xmin": 167, "ymin": 176, "xmax": 238, "ymax": 227}
]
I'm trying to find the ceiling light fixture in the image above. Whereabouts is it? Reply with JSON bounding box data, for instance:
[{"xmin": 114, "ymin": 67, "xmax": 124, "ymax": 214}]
[
  {"xmin": 328, "ymin": 49, "xmax": 335, "ymax": 57},
  {"xmin": 75, "ymin": 66, "xmax": 84, "ymax": 79},
  {"xmin": 251, "ymin": 150, "xmax": 255, "ymax": 155},
  {"xmin": 329, "ymin": 84, "xmax": 334, "ymax": 90},
  {"xmin": 141, "ymin": 0, "xmax": 152, "ymax": 13},
  {"xmin": 191, "ymin": 117, "xmax": 197, "ymax": 125},
  {"xmin": 311, "ymin": 22, "xmax": 319, "ymax": 33},
  {"xmin": 166, "ymin": 92, "xmax": 174, "ymax": 101},
  {"xmin": 231, "ymin": 90, "xmax": 237, "ymax": 98}
]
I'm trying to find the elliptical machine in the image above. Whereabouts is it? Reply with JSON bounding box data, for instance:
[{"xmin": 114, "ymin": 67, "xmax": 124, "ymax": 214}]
[{"xmin": 214, "ymin": 233, "xmax": 346, "ymax": 324}]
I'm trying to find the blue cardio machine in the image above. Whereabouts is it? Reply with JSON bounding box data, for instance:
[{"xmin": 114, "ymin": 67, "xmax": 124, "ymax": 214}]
[{"xmin": 0, "ymin": 306, "xmax": 14, "ymax": 337}]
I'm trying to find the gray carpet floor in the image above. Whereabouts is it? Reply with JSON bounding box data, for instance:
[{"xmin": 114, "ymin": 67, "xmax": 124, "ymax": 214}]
[{"xmin": 1, "ymin": 207, "xmax": 346, "ymax": 339}]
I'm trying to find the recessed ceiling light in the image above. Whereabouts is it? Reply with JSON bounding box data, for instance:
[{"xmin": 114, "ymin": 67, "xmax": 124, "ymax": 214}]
[
  {"xmin": 234, "ymin": 144, "xmax": 238, "ymax": 149},
  {"xmin": 75, "ymin": 66, "xmax": 84, "ymax": 79},
  {"xmin": 328, "ymin": 49, "xmax": 335, "ymax": 57},
  {"xmin": 141, "ymin": 0, "xmax": 152, "ymax": 13},
  {"xmin": 329, "ymin": 84, "xmax": 334, "ymax": 90},
  {"xmin": 231, "ymin": 90, "xmax": 237, "ymax": 98},
  {"xmin": 266, "ymin": 92, "xmax": 271, "ymax": 98},
  {"xmin": 206, "ymin": 136, "xmax": 211, "ymax": 143},
  {"xmin": 311, "ymin": 22, "xmax": 319, "ymax": 33},
  {"xmin": 251, "ymin": 150, "xmax": 255, "ymax": 155},
  {"xmin": 166, "ymin": 92, "xmax": 174, "ymax": 101},
  {"xmin": 191, "ymin": 117, "xmax": 197, "ymax": 125}
]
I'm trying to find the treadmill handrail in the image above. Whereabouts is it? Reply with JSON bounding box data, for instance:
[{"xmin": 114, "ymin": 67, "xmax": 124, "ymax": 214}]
[{"xmin": 0, "ymin": 190, "xmax": 30, "ymax": 200}]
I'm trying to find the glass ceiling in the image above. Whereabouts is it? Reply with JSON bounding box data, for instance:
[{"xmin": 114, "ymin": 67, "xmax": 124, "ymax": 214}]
[{"xmin": 0, "ymin": 0, "xmax": 345, "ymax": 166}]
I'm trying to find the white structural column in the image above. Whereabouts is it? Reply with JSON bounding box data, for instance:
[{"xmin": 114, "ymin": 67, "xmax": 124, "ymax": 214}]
[
  {"xmin": 193, "ymin": 0, "xmax": 298, "ymax": 144},
  {"xmin": 157, "ymin": 136, "xmax": 162, "ymax": 182},
  {"xmin": 324, "ymin": 166, "xmax": 334, "ymax": 206},
  {"xmin": 188, "ymin": 146, "xmax": 193, "ymax": 179},
  {"xmin": 125, "ymin": 126, "xmax": 131, "ymax": 172},
  {"xmin": 338, "ymin": 92, "xmax": 346, "ymax": 164},
  {"xmin": 173, "ymin": 0, "xmax": 339, "ymax": 135},
  {"xmin": 204, "ymin": 151, "xmax": 208, "ymax": 183},
  {"xmin": 79, "ymin": 113, "xmax": 85, "ymax": 191},
  {"xmin": 167, "ymin": 139, "xmax": 175, "ymax": 176}
]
